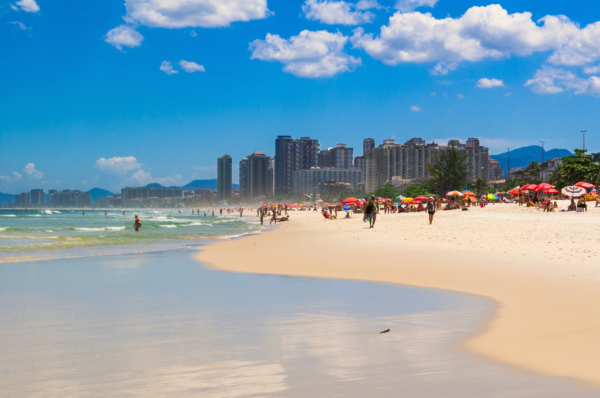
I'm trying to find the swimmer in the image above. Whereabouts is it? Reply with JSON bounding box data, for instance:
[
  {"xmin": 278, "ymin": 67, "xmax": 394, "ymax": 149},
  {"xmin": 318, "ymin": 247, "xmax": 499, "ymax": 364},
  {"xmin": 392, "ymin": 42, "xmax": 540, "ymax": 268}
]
[{"xmin": 134, "ymin": 215, "xmax": 142, "ymax": 232}]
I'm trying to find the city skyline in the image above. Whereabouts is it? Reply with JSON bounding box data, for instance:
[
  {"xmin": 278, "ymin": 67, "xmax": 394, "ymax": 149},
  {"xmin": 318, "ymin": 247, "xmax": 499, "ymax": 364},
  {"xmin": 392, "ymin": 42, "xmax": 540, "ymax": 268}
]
[{"xmin": 2, "ymin": 0, "xmax": 600, "ymax": 193}]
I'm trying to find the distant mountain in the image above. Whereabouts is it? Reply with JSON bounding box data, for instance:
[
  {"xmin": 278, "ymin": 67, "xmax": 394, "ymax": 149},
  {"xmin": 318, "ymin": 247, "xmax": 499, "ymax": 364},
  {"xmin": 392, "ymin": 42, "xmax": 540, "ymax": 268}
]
[
  {"xmin": 0, "ymin": 192, "xmax": 16, "ymax": 205},
  {"xmin": 143, "ymin": 183, "xmax": 167, "ymax": 188},
  {"xmin": 491, "ymin": 146, "xmax": 573, "ymax": 174},
  {"xmin": 88, "ymin": 188, "xmax": 114, "ymax": 201},
  {"xmin": 183, "ymin": 179, "xmax": 239, "ymax": 190}
]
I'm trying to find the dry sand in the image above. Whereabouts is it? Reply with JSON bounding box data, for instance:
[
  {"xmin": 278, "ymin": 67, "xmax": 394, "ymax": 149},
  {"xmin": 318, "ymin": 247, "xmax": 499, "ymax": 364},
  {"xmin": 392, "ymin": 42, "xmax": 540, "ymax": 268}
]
[{"xmin": 196, "ymin": 201, "xmax": 600, "ymax": 387}]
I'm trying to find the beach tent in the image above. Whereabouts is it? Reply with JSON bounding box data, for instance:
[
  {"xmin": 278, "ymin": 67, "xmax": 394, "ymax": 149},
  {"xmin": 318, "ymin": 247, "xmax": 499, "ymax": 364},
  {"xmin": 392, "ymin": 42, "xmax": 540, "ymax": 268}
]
[
  {"xmin": 561, "ymin": 186, "xmax": 586, "ymax": 197},
  {"xmin": 575, "ymin": 182, "xmax": 595, "ymax": 189}
]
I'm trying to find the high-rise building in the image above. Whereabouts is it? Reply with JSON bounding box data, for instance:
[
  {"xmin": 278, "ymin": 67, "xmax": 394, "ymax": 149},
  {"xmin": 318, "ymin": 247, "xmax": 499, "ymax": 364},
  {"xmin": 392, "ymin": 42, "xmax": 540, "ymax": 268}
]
[
  {"xmin": 15, "ymin": 192, "xmax": 31, "ymax": 207},
  {"xmin": 319, "ymin": 144, "xmax": 353, "ymax": 169},
  {"xmin": 354, "ymin": 156, "xmax": 365, "ymax": 173},
  {"xmin": 487, "ymin": 156, "xmax": 504, "ymax": 180},
  {"xmin": 217, "ymin": 154, "xmax": 233, "ymax": 201},
  {"xmin": 274, "ymin": 136, "xmax": 320, "ymax": 194},
  {"xmin": 363, "ymin": 138, "xmax": 375, "ymax": 154},
  {"xmin": 239, "ymin": 151, "xmax": 273, "ymax": 199},
  {"xmin": 293, "ymin": 167, "xmax": 363, "ymax": 195},
  {"xmin": 365, "ymin": 137, "xmax": 489, "ymax": 192},
  {"xmin": 30, "ymin": 189, "xmax": 44, "ymax": 206}
]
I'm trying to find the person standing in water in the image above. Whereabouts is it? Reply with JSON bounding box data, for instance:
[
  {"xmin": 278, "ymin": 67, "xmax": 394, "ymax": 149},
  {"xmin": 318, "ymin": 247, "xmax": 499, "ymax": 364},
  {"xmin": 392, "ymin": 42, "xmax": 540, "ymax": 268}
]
[
  {"xmin": 427, "ymin": 196, "xmax": 437, "ymax": 225},
  {"xmin": 82, "ymin": 210, "xmax": 85, "ymax": 215},
  {"xmin": 105, "ymin": 211, "xmax": 107, "ymax": 215},
  {"xmin": 134, "ymin": 215, "xmax": 142, "ymax": 232},
  {"xmin": 123, "ymin": 211, "xmax": 125, "ymax": 215}
]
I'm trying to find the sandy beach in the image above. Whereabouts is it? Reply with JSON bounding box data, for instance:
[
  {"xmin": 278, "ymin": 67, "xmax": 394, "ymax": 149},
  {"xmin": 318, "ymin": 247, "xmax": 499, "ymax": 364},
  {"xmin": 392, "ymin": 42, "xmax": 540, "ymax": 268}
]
[{"xmin": 196, "ymin": 201, "xmax": 600, "ymax": 387}]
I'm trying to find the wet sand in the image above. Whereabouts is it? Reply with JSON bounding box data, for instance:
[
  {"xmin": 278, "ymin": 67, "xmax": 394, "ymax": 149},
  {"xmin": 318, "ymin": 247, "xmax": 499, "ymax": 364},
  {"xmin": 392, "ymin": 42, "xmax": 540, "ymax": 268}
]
[{"xmin": 196, "ymin": 202, "xmax": 600, "ymax": 387}]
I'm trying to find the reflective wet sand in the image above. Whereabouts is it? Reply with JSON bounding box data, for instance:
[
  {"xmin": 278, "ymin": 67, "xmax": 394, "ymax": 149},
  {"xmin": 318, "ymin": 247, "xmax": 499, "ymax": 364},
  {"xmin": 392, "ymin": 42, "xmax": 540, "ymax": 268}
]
[{"xmin": 0, "ymin": 249, "xmax": 595, "ymax": 397}]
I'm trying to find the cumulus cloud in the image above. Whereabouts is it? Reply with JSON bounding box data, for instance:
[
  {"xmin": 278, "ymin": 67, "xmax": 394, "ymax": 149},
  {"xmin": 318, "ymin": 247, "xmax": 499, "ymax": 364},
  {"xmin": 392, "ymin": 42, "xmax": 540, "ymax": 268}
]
[
  {"xmin": 94, "ymin": 156, "xmax": 142, "ymax": 174},
  {"xmin": 302, "ymin": 0, "xmax": 376, "ymax": 26},
  {"xmin": 583, "ymin": 65, "xmax": 600, "ymax": 74},
  {"xmin": 13, "ymin": 171, "xmax": 23, "ymax": 180},
  {"xmin": 524, "ymin": 66, "xmax": 600, "ymax": 96},
  {"xmin": 190, "ymin": 30, "xmax": 197, "ymax": 37},
  {"xmin": 476, "ymin": 78, "xmax": 505, "ymax": 88},
  {"xmin": 179, "ymin": 60, "xmax": 205, "ymax": 73},
  {"xmin": 250, "ymin": 30, "xmax": 361, "ymax": 78},
  {"xmin": 104, "ymin": 25, "xmax": 144, "ymax": 51},
  {"xmin": 160, "ymin": 61, "xmax": 178, "ymax": 75},
  {"xmin": 10, "ymin": 21, "xmax": 28, "ymax": 30},
  {"xmin": 23, "ymin": 163, "xmax": 44, "ymax": 179},
  {"xmin": 13, "ymin": 0, "xmax": 39, "ymax": 13},
  {"xmin": 123, "ymin": 0, "xmax": 270, "ymax": 28},
  {"xmin": 351, "ymin": 4, "xmax": 600, "ymax": 72},
  {"xmin": 395, "ymin": 0, "xmax": 437, "ymax": 13},
  {"xmin": 356, "ymin": 0, "xmax": 382, "ymax": 10},
  {"xmin": 410, "ymin": 105, "xmax": 421, "ymax": 112},
  {"xmin": 430, "ymin": 62, "xmax": 457, "ymax": 76},
  {"xmin": 130, "ymin": 170, "xmax": 183, "ymax": 186}
]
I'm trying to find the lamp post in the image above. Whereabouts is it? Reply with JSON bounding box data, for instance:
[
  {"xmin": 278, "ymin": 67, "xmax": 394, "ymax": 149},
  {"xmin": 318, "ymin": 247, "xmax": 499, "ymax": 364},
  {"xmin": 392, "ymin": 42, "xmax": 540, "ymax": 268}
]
[
  {"xmin": 582, "ymin": 130, "xmax": 587, "ymax": 151},
  {"xmin": 507, "ymin": 148, "xmax": 510, "ymax": 185}
]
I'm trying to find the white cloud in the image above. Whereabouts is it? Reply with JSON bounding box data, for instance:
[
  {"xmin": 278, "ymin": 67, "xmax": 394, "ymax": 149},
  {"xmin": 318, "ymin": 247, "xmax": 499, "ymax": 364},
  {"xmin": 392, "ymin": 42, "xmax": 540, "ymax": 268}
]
[
  {"xmin": 160, "ymin": 61, "xmax": 178, "ymax": 75},
  {"xmin": 123, "ymin": 0, "xmax": 270, "ymax": 28},
  {"xmin": 23, "ymin": 163, "xmax": 43, "ymax": 180},
  {"xmin": 410, "ymin": 105, "xmax": 421, "ymax": 112},
  {"xmin": 351, "ymin": 5, "xmax": 600, "ymax": 70},
  {"xmin": 356, "ymin": 0, "xmax": 382, "ymax": 10},
  {"xmin": 179, "ymin": 60, "xmax": 205, "ymax": 73},
  {"xmin": 302, "ymin": 0, "xmax": 376, "ymax": 26},
  {"xmin": 457, "ymin": 93, "xmax": 464, "ymax": 99},
  {"xmin": 583, "ymin": 65, "xmax": 600, "ymax": 74},
  {"xmin": 476, "ymin": 78, "xmax": 505, "ymax": 88},
  {"xmin": 104, "ymin": 25, "xmax": 144, "ymax": 51},
  {"xmin": 13, "ymin": 0, "xmax": 39, "ymax": 13},
  {"xmin": 10, "ymin": 21, "xmax": 28, "ymax": 30},
  {"xmin": 13, "ymin": 171, "xmax": 22, "ymax": 180},
  {"xmin": 523, "ymin": 66, "xmax": 600, "ymax": 96},
  {"xmin": 250, "ymin": 30, "xmax": 361, "ymax": 78},
  {"xmin": 395, "ymin": 0, "xmax": 437, "ymax": 13},
  {"xmin": 190, "ymin": 30, "xmax": 197, "ymax": 37},
  {"xmin": 430, "ymin": 62, "xmax": 457, "ymax": 76},
  {"xmin": 94, "ymin": 156, "xmax": 142, "ymax": 174},
  {"xmin": 130, "ymin": 170, "xmax": 183, "ymax": 186}
]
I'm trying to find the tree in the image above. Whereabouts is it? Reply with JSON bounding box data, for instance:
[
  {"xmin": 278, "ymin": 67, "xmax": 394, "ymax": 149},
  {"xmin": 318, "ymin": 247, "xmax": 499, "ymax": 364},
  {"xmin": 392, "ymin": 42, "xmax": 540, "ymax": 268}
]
[
  {"xmin": 368, "ymin": 183, "xmax": 400, "ymax": 200},
  {"xmin": 425, "ymin": 145, "xmax": 468, "ymax": 195},
  {"xmin": 527, "ymin": 160, "xmax": 541, "ymax": 178},
  {"xmin": 473, "ymin": 178, "xmax": 487, "ymax": 196},
  {"xmin": 548, "ymin": 149, "xmax": 599, "ymax": 189},
  {"xmin": 402, "ymin": 183, "xmax": 432, "ymax": 198}
]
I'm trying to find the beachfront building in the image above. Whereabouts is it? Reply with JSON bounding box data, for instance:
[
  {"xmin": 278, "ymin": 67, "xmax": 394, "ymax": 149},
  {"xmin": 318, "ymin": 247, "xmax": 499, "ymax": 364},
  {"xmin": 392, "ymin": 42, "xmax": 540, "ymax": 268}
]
[
  {"xmin": 540, "ymin": 158, "xmax": 562, "ymax": 181},
  {"xmin": 293, "ymin": 167, "xmax": 363, "ymax": 195},
  {"xmin": 239, "ymin": 151, "xmax": 274, "ymax": 199},
  {"xmin": 217, "ymin": 154, "xmax": 233, "ymax": 201},
  {"xmin": 121, "ymin": 187, "xmax": 183, "ymax": 207},
  {"xmin": 487, "ymin": 156, "xmax": 504, "ymax": 180},
  {"xmin": 354, "ymin": 156, "xmax": 365, "ymax": 173},
  {"xmin": 363, "ymin": 138, "xmax": 375, "ymax": 154},
  {"xmin": 30, "ymin": 189, "xmax": 44, "ymax": 206},
  {"xmin": 365, "ymin": 137, "xmax": 490, "ymax": 192},
  {"xmin": 318, "ymin": 144, "xmax": 354, "ymax": 168},
  {"xmin": 274, "ymin": 136, "xmax": 320, "ymax": 195},
  {"xmin": 315, "ymin": 181, "xmax": 354, "ymax": 197}
]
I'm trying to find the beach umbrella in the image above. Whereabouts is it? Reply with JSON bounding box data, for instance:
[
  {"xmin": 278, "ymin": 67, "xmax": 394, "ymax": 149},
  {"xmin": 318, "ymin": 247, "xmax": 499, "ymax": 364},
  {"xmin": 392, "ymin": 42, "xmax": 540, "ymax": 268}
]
[
  {"xmin": 415, "ymin": 195, "xmax": 430, "ymax": 201},
  {"xmin": 342, "ymin": 197, "xmax": 360, "ymax": 204},
  {"xmin": 396, "ymin": 195, "xmax": 405, "ymax": 200},
  {"xmin": 487, "ymin": 193, "xmax": 499, "ymax": 200},
  {"xmin": 575, "ymin": 182, "xmax": 595, "ymax": 189},
  {"xmin": 446, "ymin": 191, "xmax": 464, "ymax": 197},
  {"xmin": 462, "ymin": 191, "xmax": 476, "ymax": 197},
  {"xmin": 522, "ymin": 184, "xmax": 537, "ymax": 191},
  {"xmin": 379, "ymin": 198, "xmax": 392, "ymax": 202},
  {"xmin": 322, "ymin": 203, "xmax": 332, "ymax": 206},
  {"xmin": 534, "ymin": 183, "xmax": 554, "ymax": 191},
  {"xmin": 544, "ymin": 188, "xmax": 559, "ymax": 194},
  {"xmin": 561, "ymin": 186, "xmax": 586, "ymax": 197},
  {"xmin": 508, "ymin": 188, "xmax": 520, "ymax": 196},
  {"xmin": 402, "ymin": 198, "xmax": 414, "ymax": 203}
]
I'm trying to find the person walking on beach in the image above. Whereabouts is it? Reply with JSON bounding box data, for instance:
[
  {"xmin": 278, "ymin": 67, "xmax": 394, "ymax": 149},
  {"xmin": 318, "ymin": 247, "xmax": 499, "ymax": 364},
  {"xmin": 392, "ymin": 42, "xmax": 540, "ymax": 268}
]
[
  {"xmin": 260, "ymin": 209, "xmax": 265, "ymax": 225},
  {"xmin": 365, "ymin": 197, "xmax": 376, "ymax": 228},
  {"xmin": 134, "ymin": 215, "xmax": 142, "ymax": 232},
  {"xmin": 240, "ymin": 208, "xmax": 243, "ymax": 218},
  {"xmin": 269, "ymin": 210, "xmax": 277, "ymax": 224},
  {"xmin": 427, "ymin": 196, "xmax": 437, "ymax": 224}
]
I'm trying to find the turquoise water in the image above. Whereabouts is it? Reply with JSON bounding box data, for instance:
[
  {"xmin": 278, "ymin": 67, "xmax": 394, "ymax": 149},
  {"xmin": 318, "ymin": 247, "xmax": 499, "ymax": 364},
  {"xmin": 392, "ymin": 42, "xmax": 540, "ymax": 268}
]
[{"xmin": 0, "ymin": 209, "xmax": 257, "ymax": 259}]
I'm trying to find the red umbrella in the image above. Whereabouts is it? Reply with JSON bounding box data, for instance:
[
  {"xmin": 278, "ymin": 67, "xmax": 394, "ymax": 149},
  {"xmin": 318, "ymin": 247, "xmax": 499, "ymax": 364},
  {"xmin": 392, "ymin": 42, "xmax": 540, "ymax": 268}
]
[
  {"xmin": 522, "ymin": 184, "xmax": 537, "ymax": 191},
  {"xmin": 415, "ymin": 196, "xmax": 430, "ymax": 201},
  {"xmin": 535, "ymin": 183, "xmax": 554, "ymax": 191},
  {"xmin": 322, "ymin": 203, "xmax": 332, "ymax": 206},
  {"xmin": 342, "ymin": 197, "xmax": 360, "ymax": 204},
  {"xmin": 411, "ymin": 200, "xmax": 423, "ymax": 204},
  {"xmin": 378, "ymin": 198, "xmax": 392, "ymax": 202},
  {"xmin": 509, "ymin": 188, "xmax": 520, "ymax": 195},
  {"xmin": 575, "ymin": 182, "xmax": 595, "ymax": 189},
  {"xmin": 544, "ymin": 188, "xmax": 559, "ymax": 194}
]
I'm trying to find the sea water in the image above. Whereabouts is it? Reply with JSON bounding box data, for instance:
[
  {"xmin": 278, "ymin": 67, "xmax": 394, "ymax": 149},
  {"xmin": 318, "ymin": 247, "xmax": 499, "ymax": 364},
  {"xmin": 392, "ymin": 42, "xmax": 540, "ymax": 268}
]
[
  {"xmin": 0, "ymin": 209, "xmax": 257, "ymax": 261},
  {"xmin": 0, "ymin": 249, "xmax": 595, "ymax": 397}
]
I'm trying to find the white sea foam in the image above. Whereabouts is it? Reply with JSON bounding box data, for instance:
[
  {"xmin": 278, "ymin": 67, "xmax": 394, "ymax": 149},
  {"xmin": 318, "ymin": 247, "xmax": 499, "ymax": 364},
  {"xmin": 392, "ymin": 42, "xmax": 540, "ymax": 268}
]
[
  {"xmin": 30, "ymin": 215, "xmax": 42, "ymax": 217},
  {"xmin": 75, "ymin": 228, "xmax": 105, "ymax": 231},
  {"xmin": 44, "ymin": 230, "xmax": 53, "ymax": 233},
  {"xmin": 53, "ymin": 211, "xmax": 61, "ymax": 213},
  {"xmin": 1, "ymin": 215, "xmax": 16, "ymax": 217},
  {"xmin": 159, "ymin": 225, "xmax": 176, "ymax": 228},
  {"xmin": 44, "ymin": 210, "xmax": 52, "ymax": 214},
  {"xmin": 186, "ymin": 222, "xmax": 203, "ymax": 226},
  {"xmin": 106, "ymin": 226, "xmax": 126, "ymax": 230},
  {"xmin": 0, "ymin": 227, "xmax": 6, "ymax": 231}
]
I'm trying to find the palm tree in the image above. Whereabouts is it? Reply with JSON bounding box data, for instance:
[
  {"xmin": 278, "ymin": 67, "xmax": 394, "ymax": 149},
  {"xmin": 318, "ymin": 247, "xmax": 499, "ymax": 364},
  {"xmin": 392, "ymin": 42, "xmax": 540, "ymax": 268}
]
[
  {"xmin": 473, "ymin": 178, "xmax": 487, "ymax": 196},
  {"xmin": 426, "ymin": 145, "xmax": 468, "ymax": 195},
  {"xmin": 527, "ymin": 161, "xmax": 541, "ymax": 179}
]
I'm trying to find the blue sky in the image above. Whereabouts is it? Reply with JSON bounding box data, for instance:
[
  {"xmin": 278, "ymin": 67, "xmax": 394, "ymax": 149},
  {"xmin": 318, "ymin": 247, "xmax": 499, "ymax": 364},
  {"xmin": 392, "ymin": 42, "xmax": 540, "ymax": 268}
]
[{"xmin": 2, "ymin": 0, "xmax": 600, "ymax": 193}]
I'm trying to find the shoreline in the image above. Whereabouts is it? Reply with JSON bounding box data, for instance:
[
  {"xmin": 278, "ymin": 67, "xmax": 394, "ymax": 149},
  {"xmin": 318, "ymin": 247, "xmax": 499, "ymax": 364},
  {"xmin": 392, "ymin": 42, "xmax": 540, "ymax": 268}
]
[{"xmin": 195, "ymin": 205, "xmax": 600, "ymax": 387}]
